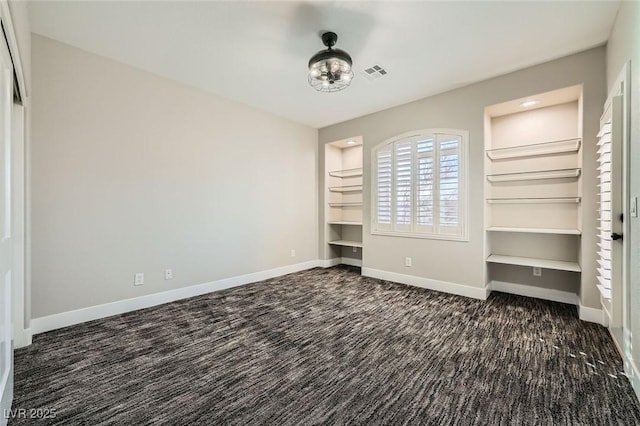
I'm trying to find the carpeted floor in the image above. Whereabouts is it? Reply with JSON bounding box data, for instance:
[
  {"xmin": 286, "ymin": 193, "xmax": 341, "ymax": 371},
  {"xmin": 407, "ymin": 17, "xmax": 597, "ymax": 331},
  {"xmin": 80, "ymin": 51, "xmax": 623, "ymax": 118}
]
[{"xmin": 10, "ymin": 266, "xmax": 640, "ymax": 425}]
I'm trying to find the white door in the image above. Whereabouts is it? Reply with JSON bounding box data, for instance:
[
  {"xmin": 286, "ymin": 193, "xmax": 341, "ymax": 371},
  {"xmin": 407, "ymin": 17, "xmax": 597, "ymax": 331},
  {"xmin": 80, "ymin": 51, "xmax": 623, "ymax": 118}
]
[
  {"xmin": 0, "ymin": 32, "xmax": 14, "ymax": 425},
  {"xmin": 597, "ymin": 94, "xmax": 624, "ymax": 347}
]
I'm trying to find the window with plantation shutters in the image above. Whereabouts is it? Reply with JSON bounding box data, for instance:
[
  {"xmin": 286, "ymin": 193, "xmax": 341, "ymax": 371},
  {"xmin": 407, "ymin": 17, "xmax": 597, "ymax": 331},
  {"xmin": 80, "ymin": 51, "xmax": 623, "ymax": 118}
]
[{"xmin": 372, "ymin": 129, "xmax": 468, "ymax": 240}]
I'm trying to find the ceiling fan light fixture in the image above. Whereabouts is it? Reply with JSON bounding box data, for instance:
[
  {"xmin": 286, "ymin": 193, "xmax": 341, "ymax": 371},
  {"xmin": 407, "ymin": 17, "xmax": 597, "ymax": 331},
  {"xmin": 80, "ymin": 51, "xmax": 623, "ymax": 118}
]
[{"xmin": 308, "ymin": 32, "xmax": 353, "ymax": 93}]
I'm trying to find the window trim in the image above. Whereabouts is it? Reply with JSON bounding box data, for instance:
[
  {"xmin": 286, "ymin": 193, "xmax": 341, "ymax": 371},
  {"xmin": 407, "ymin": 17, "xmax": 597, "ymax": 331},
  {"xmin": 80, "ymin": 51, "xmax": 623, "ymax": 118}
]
[{"xmin": 371, "ymin": 128, "xmax": 469, "ymax": 242}]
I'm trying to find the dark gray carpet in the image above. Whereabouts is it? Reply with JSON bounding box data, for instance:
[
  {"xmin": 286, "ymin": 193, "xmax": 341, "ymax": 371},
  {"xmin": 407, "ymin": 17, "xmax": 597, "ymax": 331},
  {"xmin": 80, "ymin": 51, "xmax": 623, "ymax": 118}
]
[{"xmin": 10, "ymin": 266, "xmax": 640, "ymax": 425}]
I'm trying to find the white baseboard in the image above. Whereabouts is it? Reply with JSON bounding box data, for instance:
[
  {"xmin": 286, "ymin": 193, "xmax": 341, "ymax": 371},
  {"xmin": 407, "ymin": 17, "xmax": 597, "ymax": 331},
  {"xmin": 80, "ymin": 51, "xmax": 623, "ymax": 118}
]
[
  {"xmin": 362, "ymin": 267, "xmax": 488, "ymax": 300},
  {"xmin": 31, "ymin": 260, "xmax": 320, "ymax": 336},
  {"xmin": 339, "ymin": 257, "xmax": 362, "ymax": 267},
  {"xmin": 601, "ymin": 304, "xmax": 611, "ymax": 328},
  {"xmin": 578, "ymin": 303, "xmax": 606, "ymax": 326},
  {"xmin": 13, "ymin": 328, "xmax": 31, "ymax": 349},
  {"xmin": 488, "ymin": 281, "xmax": 605, "ymax": 325},
  {"xmin": 629, "ymin": 356, "xmax": 640, "ymax": 403},
  {"xmin": 489, "ymin": 280, "xmax": 579, "ymax": 306},
  {"xmin": 319, "ymin": 258, "xmax": 362, "ymax": 268},
  {"xmin": 318, "ymin": 258, "xmax": 342, "ymax": 268}
]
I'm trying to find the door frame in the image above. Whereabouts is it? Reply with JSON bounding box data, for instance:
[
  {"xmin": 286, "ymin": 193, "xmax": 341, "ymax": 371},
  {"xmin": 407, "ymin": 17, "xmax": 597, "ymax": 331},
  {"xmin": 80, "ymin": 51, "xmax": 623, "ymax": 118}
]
[
  {"xmin": 0, "ymin": 19, "xmax": 15, "ymax": 426},
  {"xmin": 0, "ymin": 1, "xmax": 29, "ymax": 349},
  {"xmin": 11, "ymin": 104, "xmax": 25, "ymax": 348},
  {"xmin": 607, "ymin": 62, "xmax": 631, "ymax": 372},
  {"xmin": 0, "ymin": 1, "xmax": 28, "ymax": 424}
]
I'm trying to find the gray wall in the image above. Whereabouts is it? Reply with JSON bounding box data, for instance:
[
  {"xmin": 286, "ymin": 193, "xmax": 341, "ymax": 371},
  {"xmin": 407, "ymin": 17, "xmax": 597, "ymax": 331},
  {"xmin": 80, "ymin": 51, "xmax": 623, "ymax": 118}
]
[
  {"xmin": 31, "ymin": 35, "xmax": 319, "ymax": 318},
  {"xmin": 606, "ymin": 0, "xmax": 640, "ymax": 383},
  {"xmin": 319, "ymin": 47, "xmax": 606, "ymax": 308}
]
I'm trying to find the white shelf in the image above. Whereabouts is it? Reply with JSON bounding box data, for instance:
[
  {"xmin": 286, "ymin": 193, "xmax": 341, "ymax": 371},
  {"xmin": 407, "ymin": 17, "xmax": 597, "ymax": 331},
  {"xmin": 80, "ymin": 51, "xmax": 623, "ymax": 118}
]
[
  {"xmin": 328, "ymin": 202, "xmax": 363, "ymax": 207},
  {"xmin": 486, "ymin": 138, "xmax": 581, "ymax": 160},
  {"xmin": 487, "ymin": 168, "xmax": 580, "ymax": 183},
  {"xmin": 487, "ymin": 254, "xmax": 581, "ymax": 272},
  {"xmin": 487, "ymin": 197, "xmax": 580, "ymax": 204},
  {"xmin": 329, "ymin": 240, "xmax": 363, "ymax": 248},
  {"xmin": 328, "ymin": 221, "xmax": 363, "ymax": 225},
  {"xmin": 328, "ymin": 167, "xmax": 363, "ymax": 178},
  {"xmin": 486, "ymin": 226, "xmax": 581, "ymax": 235},
  {"xmin": 329, "ymin": 185, "xmax": 362, "ymax": 192}
]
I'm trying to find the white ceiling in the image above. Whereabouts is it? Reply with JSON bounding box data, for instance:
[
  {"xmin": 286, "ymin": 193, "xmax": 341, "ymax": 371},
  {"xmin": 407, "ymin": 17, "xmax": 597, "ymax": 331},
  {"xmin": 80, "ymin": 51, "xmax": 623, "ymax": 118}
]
[{"xmin": 28, "ymin": 1, "xmax": 620, "ymax": 128}]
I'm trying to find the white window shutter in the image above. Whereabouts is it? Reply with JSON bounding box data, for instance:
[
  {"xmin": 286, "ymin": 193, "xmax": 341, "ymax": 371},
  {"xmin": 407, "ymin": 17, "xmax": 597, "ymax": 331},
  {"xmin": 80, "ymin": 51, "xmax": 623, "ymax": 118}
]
[
  {"xmin": 375, "ymin": 147, "xmax": 392, "ymax": 230},
  {"xmin": 415, "ymin": 137, "xmax": 435, "ymax": 233},
  {"xmin": 394, "ymin": 141, "xmax": 412, "ymax": 232},
  {"xmin": 437, "ymin": 134, "xmax": 463, "ymax": 236}
]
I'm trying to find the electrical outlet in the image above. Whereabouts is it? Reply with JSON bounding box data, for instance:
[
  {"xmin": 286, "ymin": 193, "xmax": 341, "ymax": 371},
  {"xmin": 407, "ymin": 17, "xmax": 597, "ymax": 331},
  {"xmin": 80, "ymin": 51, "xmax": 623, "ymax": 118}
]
[
  {"xmin": 164, "ymin": 269, "xmax": 173, "ymax": 280},
  {"xmin": 134, "ymin": 273, "xmax": 144, "ymax": 286},
  {"xmin": 290, "ymin": 249, "xmax": 296, "ymax": 257},
  {"xmin": 405, "ymin": 257, "xmax": 412, "ymax": 267},
  {"xmin": 533, "ymin": 267, "xmax": 542, "ymax": 277}
]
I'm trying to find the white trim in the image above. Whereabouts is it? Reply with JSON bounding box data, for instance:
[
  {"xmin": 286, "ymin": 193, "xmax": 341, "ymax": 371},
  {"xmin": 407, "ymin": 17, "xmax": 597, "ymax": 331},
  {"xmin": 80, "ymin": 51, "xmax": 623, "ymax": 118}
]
[
  {"xmin": 12, "ymin": 328, "xmax": 29, "ymax": 349},
  {"xmin": 0, "ymin": 2, "xmax": 27, "ymax": 100},
  {"xmin": 319, "ymin": 258, "xmax": 362, "ymax": 268},
  {"xmin": 629, "ymin": 356, "xmax": 640, "ymax": 403},
  {"xmin": 489, "ymin": 280, "xmax": 579, "ymax": 306},
  {"xmin": 578, "ymin": 303, "xmax": 606, "ymax": 325},
  {"xmin": 601, "ymin": 303, "xmax": 611, "ymax": 327},
  {"xmin": 319, "ymin": 258, "xmax": 342, "ymax": 268},
  {"xmin": 10, "ymin": 104, "xmax": 24, "ymax": 351},
  {"xmin": 362, "ymin": 267, "xmax": 488, "ymax": 300},
  {"xmin": 339, "ymin": 257, "xmax": 362, "ymax": 267},
  {"xmin": 31, "ymin": 260, "xmax": 319, "ymax": 335}
]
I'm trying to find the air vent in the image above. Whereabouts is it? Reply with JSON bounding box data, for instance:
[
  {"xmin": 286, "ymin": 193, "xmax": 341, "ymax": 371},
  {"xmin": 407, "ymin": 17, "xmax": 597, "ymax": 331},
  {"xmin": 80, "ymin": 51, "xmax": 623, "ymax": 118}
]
[{"xmin": 361, "ymin": 64, "xmax": 388, "ymax": 80}]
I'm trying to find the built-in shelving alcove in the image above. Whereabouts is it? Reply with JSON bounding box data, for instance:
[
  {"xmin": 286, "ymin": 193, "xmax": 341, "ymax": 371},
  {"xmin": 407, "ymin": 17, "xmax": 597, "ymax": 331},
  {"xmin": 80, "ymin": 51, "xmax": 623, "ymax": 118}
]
[
  {"xmin": 325, "ymin": 137, "xmax": 363, "ymax": 266},
  {"xmin": 484, "ymin": 85, "xmax": 584, "ymax": 301}
]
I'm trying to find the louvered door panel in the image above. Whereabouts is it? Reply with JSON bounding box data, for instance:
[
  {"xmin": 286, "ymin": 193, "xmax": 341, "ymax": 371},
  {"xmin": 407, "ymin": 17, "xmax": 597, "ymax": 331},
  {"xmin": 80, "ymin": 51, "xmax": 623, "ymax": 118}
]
[
  {"xmin": 596, "ymin": 109, "xmax": 612, "ymax": 300},
  {"xmin": 596, "ymin": 95, "xmax": 622, "ymax": 330}
]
